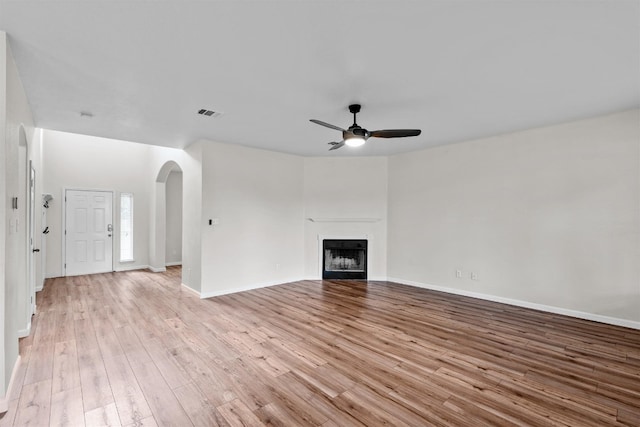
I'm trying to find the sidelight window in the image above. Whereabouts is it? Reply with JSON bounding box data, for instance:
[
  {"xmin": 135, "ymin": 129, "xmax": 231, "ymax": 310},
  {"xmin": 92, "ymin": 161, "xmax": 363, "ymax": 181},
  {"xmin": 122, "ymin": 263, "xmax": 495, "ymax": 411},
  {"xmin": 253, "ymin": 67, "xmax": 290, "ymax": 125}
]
[{"xmin": 120, "ymin": 193, "xmax": 134, "ymax": 262}]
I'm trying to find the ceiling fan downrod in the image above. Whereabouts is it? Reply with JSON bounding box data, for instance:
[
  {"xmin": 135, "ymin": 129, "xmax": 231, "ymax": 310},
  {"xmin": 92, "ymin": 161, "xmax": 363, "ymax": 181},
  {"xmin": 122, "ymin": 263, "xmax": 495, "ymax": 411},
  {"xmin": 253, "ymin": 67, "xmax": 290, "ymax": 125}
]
[{"xmin": 349, "ymin": 104, "xmax": 361, "ymax": 127}]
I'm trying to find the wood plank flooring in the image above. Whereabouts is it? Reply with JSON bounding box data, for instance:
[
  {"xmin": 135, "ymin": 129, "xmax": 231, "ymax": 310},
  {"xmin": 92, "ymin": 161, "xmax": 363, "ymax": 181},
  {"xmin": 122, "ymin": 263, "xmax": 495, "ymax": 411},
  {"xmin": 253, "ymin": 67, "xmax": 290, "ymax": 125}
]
[{"xmin": 1, "ymin": 266, "xmax": 639, "ymax": 426}]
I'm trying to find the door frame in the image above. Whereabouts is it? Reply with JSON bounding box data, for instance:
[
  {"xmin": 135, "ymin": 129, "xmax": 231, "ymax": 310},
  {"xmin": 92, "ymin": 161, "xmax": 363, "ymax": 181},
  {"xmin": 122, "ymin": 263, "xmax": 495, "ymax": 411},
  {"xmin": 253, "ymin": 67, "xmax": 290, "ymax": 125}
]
[
  {"xmin": 62, "ymin": 187, "xmax": 116, "ymax": 276},
  {"xmin": 28, "ymin": 161, "xmax": 36, "ymax": 316}
]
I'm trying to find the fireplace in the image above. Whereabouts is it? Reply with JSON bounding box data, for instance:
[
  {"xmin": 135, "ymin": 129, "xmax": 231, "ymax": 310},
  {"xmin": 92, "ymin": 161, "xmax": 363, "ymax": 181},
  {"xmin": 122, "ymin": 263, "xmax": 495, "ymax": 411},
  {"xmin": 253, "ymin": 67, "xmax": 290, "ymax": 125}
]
[{"xmin": 322, "ymin": 239, "xmax": 367, "ymax": 280}]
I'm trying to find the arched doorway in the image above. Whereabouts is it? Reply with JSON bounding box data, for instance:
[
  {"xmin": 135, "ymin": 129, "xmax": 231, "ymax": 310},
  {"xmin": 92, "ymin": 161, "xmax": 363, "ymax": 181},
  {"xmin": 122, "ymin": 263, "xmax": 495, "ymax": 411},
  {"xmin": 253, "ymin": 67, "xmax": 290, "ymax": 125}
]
[
  {"xmin": 150, "ymin": 161, "xmax": 183, "ymax": 272},
  {"xmin": 165, "ymin": 170, "xmax": 183, "ymax": 267}
]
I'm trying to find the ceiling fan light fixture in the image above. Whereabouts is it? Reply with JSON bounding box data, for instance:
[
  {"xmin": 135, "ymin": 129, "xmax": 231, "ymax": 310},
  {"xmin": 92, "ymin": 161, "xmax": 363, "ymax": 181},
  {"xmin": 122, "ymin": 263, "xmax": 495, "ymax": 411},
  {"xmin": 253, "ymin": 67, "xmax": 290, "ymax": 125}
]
[{"xmin": 345, "ymin": 136, "xmax": 366, "ymax": 147}]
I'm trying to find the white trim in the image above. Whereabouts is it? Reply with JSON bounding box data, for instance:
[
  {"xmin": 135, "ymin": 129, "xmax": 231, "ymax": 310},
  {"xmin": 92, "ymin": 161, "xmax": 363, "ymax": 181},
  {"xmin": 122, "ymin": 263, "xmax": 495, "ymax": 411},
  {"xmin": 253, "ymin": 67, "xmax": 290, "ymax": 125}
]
[
  {"xmin": 307, "ymin": 217, "xmax": 381, "ymax": 223},
  {"xmin": 0, "ymin": 356, "xmax": 22, "ymax": 413},
  {"xmin": 27, "ymin": 160, "xmax": 36, "ymax": 335},
  {"xmin": 36, "ymin": 283, "xmax": 44, "ymax": 292},
  {"xmin": 388, "ymin": 277, "xmax": 640, "ymax": 330},
  {"xmin": 166, "ymin": 261, "xmax": 182, "ymax": 267},
  {"xmin": 17, "ymin": 321, "xmax": 31, "ymax": 338},
  {"xmin": 199, "ymin": 277, "xmax": 304, "ymax": 299},
  {"xmin": 149, "ymin": 266, "xmax": 166, "ymax": 273},
  {"xmin": 181, "ymin": 283, "xmax": 200, "ymax": 297},
  {"xmin": 114, "ymin": 264, "xmax": 149, "ymax": 272},
  {"xmin": 317, "ymin": 234, "xmax": 369, "ymax": 280}
]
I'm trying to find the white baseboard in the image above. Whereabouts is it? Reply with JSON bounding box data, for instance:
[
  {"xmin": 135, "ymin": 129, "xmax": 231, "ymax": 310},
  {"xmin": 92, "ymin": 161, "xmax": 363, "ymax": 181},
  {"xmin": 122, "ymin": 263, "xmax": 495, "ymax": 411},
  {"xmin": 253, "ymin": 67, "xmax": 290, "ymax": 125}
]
[
  {"xmin": 0, "ymin": 355, "xmax": 21, "ymax": 413},
  {"xmin": 17, "ymin": 322, "xmax": 31, "ymax": 338},
  {"xmin": 388, "ymin": 277, "xmax": 640, "ymax": 330},
  {"xmin": 200, "ymin": 277, "xmax": 304, "ymax": 299},
  {"xmin": 148, "ymin": 266, "xmax": 166, "ymax": 273},
  {"xmin": 180, "ymin": 283, "xmax": 201, "ymax": 297},
  {"xmin": 166, "ymin": 261, "xmax": 182, "ymax": 267},
  {"xmin": 115, "ymin": 264, "xmax": 149, "ymax": 272}
]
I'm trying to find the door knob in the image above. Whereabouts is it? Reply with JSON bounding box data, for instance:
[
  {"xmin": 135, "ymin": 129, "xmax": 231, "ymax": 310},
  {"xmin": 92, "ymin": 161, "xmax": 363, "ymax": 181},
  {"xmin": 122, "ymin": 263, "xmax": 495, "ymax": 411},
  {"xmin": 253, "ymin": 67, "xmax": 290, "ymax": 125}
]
[{"xmin": 32, "ymin": 248, "xmax": 40, "ymax": 253}]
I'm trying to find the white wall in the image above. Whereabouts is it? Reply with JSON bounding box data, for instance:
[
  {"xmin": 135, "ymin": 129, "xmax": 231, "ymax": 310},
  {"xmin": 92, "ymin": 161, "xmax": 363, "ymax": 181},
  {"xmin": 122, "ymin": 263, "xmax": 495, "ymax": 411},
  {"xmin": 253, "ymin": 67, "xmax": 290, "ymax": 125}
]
[
  {"xmin": 32, "ymin": 130, "xmax": 45, "ymax": 291},
  {"xmin": 303, "ymin": 157, "xmax": 388, "ymax": 280},
  {"xmin": 178, "ymin": 142, "xmax": 203, "ymax": 292},
  {"xmin": 0, "ymin": 30, "xmax": 8, "ymax": 403},
  {"xmin": 165, "ymin": 171, "xmax": 182, "ymax": 265},
  {"xmin": 388, "ymin": 109, "xmax": 640, "ymax": 324},
  {"xmin": 1, "ymin": 33, "xmax": 37, "ymax": 405},
  {"xmin": 199, "ymin": 141, "xmax": 304, "ymax": 297}
]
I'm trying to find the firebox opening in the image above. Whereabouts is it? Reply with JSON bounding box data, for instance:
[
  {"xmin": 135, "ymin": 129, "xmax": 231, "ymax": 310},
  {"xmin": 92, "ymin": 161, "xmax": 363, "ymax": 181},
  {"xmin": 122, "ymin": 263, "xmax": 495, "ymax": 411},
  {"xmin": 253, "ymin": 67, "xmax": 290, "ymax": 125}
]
[{"xmin": 322, "ymin": 239, "xmax": 367, "ymax": 280}]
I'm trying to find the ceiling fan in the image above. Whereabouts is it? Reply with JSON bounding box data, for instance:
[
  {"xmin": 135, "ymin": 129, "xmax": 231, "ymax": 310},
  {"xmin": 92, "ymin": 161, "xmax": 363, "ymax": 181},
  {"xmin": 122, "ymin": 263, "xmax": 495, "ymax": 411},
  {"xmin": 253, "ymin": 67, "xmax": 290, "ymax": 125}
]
[{"xmin": 310, "ymin": 104, "xmax": 421, "ymax": 151}]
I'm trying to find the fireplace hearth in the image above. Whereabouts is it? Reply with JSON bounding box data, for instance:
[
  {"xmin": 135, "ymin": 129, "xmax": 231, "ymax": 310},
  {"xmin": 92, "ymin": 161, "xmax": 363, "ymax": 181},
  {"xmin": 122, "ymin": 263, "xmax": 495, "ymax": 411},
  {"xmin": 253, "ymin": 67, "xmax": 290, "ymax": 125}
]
[{"xmin": 322, "ymin": 239, "xmax": 367, "ymax": 280}]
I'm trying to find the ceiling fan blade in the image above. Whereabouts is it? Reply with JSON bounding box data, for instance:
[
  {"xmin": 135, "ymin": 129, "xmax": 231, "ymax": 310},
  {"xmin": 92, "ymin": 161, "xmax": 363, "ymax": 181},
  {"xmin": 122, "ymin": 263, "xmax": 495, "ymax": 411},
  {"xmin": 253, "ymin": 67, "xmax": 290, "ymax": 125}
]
[
  {"xmin": 369, "ymin": 129, "xmax": 421, "ymax": 138},
  {"xmin": 328, "ymin": 141, "xmax": 345, "ymax": 151},
  {"xmin": 310, "ymin": 119, "xmax": 346, "ymax": 132}
]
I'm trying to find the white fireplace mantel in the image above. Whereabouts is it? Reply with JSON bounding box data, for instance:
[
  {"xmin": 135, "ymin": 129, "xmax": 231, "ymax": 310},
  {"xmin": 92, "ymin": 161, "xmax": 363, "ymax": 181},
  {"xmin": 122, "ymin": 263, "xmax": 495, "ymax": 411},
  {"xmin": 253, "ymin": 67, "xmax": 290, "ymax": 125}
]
[{"xmin": 307, "ymin": 217, "xmax": 380, "ymax": 223}]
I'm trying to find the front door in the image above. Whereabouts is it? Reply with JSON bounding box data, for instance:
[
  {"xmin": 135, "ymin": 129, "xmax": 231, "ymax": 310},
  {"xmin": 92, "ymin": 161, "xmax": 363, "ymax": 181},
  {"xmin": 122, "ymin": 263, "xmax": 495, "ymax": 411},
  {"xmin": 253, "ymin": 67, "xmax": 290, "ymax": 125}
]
[{"xmin": 65, "ymin": 190, "xmax": 113, "ymax": 276}]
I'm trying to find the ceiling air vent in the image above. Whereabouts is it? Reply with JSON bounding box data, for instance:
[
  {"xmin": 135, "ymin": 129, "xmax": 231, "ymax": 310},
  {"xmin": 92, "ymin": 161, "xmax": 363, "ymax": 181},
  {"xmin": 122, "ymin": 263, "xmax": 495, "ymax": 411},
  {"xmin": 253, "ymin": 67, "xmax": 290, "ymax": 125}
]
[{"xmin": 197, "ymin": 109, "xmax": 223, "ymax": 118}]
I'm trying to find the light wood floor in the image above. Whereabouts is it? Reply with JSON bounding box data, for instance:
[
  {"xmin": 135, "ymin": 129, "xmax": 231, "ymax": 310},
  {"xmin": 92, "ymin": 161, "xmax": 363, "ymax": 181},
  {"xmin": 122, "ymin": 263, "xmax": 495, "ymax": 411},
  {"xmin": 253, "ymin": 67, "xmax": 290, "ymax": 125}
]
[{"xmin": 1, "ymin": 267, "xmax": 639, "ymax": 426}]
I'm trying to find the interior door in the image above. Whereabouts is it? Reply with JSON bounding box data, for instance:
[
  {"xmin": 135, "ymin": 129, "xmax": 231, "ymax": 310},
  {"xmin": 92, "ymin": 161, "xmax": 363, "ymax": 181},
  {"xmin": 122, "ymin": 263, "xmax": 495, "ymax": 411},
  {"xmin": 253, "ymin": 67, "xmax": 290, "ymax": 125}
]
[{"xmin": 65, "ymin": 190, "xmax": 113, "ymax": 276}]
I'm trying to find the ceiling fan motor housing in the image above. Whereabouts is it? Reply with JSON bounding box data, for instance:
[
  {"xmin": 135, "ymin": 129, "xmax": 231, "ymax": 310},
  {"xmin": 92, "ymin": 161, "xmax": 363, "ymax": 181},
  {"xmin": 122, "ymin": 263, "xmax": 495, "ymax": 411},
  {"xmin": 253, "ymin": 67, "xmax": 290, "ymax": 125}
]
[{"xmin": 350, "ymin": 127, "xmax": 369, "ymax": 138}]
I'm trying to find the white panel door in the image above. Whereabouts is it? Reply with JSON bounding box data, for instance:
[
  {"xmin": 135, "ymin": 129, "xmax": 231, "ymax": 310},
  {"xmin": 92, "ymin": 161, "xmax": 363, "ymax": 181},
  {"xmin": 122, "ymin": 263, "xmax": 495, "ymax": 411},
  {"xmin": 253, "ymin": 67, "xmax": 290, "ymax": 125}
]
[{"xmin": 65, "ymin": 190, "xmax": 113, "ymax": 276}]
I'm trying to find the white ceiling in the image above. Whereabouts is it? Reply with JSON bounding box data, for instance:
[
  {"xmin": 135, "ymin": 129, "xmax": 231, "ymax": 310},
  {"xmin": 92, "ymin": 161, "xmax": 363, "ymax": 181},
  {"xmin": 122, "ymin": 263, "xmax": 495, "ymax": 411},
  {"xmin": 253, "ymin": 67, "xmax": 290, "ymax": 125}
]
[{"xmin": 1, "ymin": 1, "xmax": 638, "ymax": 157}]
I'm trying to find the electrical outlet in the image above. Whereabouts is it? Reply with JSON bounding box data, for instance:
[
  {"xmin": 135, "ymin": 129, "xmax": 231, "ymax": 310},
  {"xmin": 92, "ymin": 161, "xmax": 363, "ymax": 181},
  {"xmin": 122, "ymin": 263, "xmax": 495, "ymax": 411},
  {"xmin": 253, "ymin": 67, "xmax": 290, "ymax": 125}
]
[
  {"xmin": 456, "ymin": 270, "xmax": 462, "ymax": 278},
  {"xmin": 471, "ymin": 272, "xmax": 478, "ymax": 280}
]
